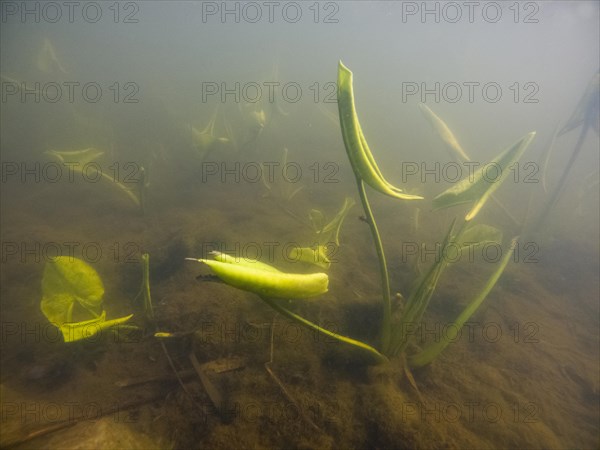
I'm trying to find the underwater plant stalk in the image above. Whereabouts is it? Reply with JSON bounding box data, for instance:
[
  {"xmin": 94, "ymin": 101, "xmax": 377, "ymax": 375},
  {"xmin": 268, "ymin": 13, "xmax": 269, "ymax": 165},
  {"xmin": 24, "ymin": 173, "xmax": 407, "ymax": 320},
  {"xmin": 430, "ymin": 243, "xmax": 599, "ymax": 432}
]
[
  {"xmin": 388, "ymin": 220, "xmax": 461, "ymax": 357},
  {"xmin": 336, "ymin": 61, "xmax": 421, "ymax": 355},
  {"xmin": 408, "ymin": 237, "xmax": 517, "ymax": 367},
  {"xmin": 259, "ymin": 295, "xmax": 388, "ymax": 364},
  {"xmin": 533, "ymin": 119, "xmax": 591, "ymax": 230},
  {"xmin": 139, "ymin": 166, "xmax": 148, "ymax": 215},
  {"xmin": 533, "ymin": 71, "xmax": 598, "ymax": 230},
  {"xmin": 190, "ymin": 253, "xmax": 384, "ymax": 362},
  {"xmin": 356, "ymin": 178, "xmax": 392, "ymax": 355},
  {"xmin": 138, "ymin": 253, "xmax": 154, "ymax": 322}
]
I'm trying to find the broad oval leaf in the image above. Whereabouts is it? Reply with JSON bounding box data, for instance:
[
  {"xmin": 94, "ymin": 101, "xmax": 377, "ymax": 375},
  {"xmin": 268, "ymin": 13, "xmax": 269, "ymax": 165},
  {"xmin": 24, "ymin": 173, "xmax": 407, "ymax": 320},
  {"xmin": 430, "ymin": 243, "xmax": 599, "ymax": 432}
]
[{"xmin": 41, "ymin": 257, "xmax": 104, "ymax": 325}]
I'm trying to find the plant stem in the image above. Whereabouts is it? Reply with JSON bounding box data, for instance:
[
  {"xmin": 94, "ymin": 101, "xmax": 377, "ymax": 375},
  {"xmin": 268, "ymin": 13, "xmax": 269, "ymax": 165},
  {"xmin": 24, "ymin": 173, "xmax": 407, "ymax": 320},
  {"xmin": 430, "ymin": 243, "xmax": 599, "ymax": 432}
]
[
  {"xmin": 356, "ymin": 178, "xmax": 392, "ymax": 355},
  {"xmin": 408, "ymin": 237, "xmax": 517, "ymax": 367},
  {"xmin": 259, "ymin": 296, "xmax": 387, "ymax": 364},
  {"xmin": 388, "ymin": 218, "xmax": 463, "ymax": 357},
  {"xmin": 135, "ymin": 253, "xmax": 154, "ymax": 323},
  {"xmin": 533, "ymin": 119, "xmax": 590, "ymax": 231}
]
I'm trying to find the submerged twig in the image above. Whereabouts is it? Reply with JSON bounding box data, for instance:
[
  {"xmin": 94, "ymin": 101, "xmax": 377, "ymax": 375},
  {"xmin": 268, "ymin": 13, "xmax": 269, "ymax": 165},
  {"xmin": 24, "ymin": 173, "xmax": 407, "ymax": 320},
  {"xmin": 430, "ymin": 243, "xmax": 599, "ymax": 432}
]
[
  {"xmin": 189, "ymin": 351, "xmax": 229, "ymax": 421},
  {"xmin": 116, "ymin": 369, "xmax": 196, "ymax": 388}
]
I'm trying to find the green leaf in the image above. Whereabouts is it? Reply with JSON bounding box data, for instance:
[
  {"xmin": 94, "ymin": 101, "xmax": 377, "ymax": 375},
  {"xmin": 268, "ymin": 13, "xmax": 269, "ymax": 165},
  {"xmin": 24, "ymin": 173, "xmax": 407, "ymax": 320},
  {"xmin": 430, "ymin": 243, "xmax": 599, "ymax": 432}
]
[
  {"xmin": 455, "ymin": 224, "xmax": 503, "ymax": 250},
  {"xmin": 558, "ymin": 71, "xmax": 599, "ymax": 136},
  {"xmin": 408, "ymin": 238, "xmax": 517, "ymax": 367},
  {"xmin": 419, "ymin": 103, "xmax": 470, "ymax": 161},
  {"xmin": 40, "ymin": 256, "xmax": 135, "ymax": 343},
  {"xmin": 59, "ymin": 311, "xmax": 134, "ymax": 343},
  {"xmin": 46, "ymin": 147, "xmax": 141, "ymax": 208},
  {"xmin": 190, "ymin": 257, "xmax": 329, "ymax": 300},
  {"xmin": 319, "ymin": 197, "xmax": 356, "ymax": 246},
  {"xmin": 309, "ymin": 209, "xmax": 325, "ymax": 233},
  {"xmin": 288, "ymin": 245, "xmax": 331, "ymax": 270},
  {"xmin": 191, "ymin": 104, "xmax": 230, "ymax": 160},
  {"xmin": 41, "ymin": 257, "xmax": 104, "ymax": 325},
  {"xmin": 259, "ymin": 296, "xmax": 387, "ymax": 364},
  {"xmin": 388, "ymin": 220, "xmax": 456, "ymax": 356},
  {"xmin": 337, "ymin": 61, "xmax": 423, "ymax": 201},
  {"xmin": 432, "ymin": 132, "xmax": 536, "ymax": 221},
  {"xmin": 45, "ymin": 147, "xmax": 104, "ymax": 166}
]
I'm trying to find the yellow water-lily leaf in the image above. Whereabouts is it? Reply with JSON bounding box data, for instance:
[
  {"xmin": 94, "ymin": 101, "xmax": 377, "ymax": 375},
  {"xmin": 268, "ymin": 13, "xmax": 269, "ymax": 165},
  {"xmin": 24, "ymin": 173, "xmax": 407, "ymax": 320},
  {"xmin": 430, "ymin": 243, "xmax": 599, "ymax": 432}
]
[
  {"xmin": 41, "ymin": 257, "xmax": 104, "ymax": 325},
  {"xmin": 59, "ymin": 312, "xmax": 134, "ymax": 343}
]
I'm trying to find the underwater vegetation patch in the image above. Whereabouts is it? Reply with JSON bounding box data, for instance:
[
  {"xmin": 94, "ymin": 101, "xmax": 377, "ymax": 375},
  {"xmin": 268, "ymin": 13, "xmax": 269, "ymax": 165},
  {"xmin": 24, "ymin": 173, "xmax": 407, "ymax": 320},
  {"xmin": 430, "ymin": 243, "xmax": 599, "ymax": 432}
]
[
  {"xmin": 183, "ymin": 61, "xmax": 537, "ymax": 374},
  {"xmin": 32, "ymin": 61, "xmax": 538, "ymax": 393},
  {"xmin": 40, "ymin": 256, "xmax": 134, "ymax": 342}
]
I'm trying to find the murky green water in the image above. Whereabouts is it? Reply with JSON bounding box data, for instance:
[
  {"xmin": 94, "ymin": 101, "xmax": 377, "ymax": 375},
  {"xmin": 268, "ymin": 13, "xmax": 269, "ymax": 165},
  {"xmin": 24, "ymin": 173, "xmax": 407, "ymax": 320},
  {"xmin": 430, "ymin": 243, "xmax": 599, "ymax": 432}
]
[{"xmin": 1, "ymin": 2, "xmax": 598, "ymax": 449}]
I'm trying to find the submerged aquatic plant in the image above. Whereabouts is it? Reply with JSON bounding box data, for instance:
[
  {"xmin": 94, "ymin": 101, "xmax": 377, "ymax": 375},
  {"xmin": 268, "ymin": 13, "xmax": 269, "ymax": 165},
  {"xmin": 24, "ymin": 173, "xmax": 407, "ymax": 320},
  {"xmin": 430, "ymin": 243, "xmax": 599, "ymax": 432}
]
[
  {"xmin": 234, "ymin": 64, "xmax": 290, "ymax": 149},
  {"xmin": 186, "ymin": 61, "xmax": 535, "ymax": 372},
  {"xmin": 45, "ymin": 147, "xmax": 145, "ymax": 212},
  {"xmin": 261, "ymin": 147, "xmax": 305, "ymax": 205},
  {"xmin": 237, "ymin": 102, "xmax": 269, "ymax": 149},
  {"xmin": 419, "ymin": 102, "xmax": 524, "ymax": 226},
  {"xmin": 187, "ymin": 253, "xmax": 329, "ymax": 300},
  {"xmin": 309, "ymin": 196, "xmax": 356, "ymax": 247},
  {"xmin": 337, "ymin": 63, "xmax": 422, "ymax": 202},
  {"xmin": 191, "ymin": 104, "xmax": 231, "ymax": 161},
  {"xmin": 432, "ymin": 132, "xmax": 536, "ymax": 222},
  {"xmin": 36, "ymin": 37, "xmax": 68, "ymax": 75},
  {"xmin": 407, "ymin": 237, "xmax": 516, "ymax": 367},
  {"xmin": 533, "ymin": 70, "xmax": 599, "ymax": 230},
  {"xmin": 338, "ymin": 62, "xmax": 535, "ymax": 366},
  {"xmin": 135, "ymin": 253, "xmax": 154, "ymax": 322},
  {"xmin": 288, "ymin": 196, "xmax": 356, "ymax": 270},
  {"xmin": 418, "ymin": 102, "xmax": 470, "ymax": 161},
  {"xmin": 40, "ymin": 257, "xmax": 133, "ymax": 342},
  {"xmin": 187, "ymin": 252, "xmax": 386, "ymax": 363},
  {"xmin": 334, "ymin": 61, "xmax": 533, "ymax": 365},
  {"xmin": 288, "ymin": 245, "xmax": 332, "ymax": 270}
]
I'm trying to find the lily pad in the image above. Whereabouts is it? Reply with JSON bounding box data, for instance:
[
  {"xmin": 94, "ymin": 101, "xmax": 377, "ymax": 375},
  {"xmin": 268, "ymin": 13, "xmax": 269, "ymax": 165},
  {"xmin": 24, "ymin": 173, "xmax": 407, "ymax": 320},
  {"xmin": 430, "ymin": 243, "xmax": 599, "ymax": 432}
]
[
  {"xmin": 41, "ymin": 256, "xmax": 104, "ymax": 325},
  {"xmin": 40, "ymin": 257, "xmax": 134, "ymax": 342}
]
